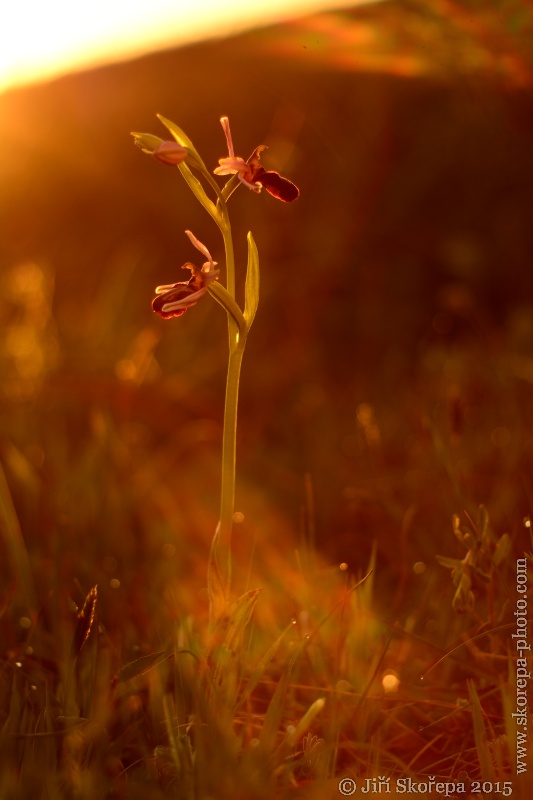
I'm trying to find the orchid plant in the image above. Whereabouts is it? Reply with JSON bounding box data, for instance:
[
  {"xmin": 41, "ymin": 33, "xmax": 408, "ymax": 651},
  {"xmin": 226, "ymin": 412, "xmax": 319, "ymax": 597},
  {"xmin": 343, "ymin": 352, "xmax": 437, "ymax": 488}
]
[{"xmin": 131, "ymin": 116, "xmax": 298, "ymax": 627}]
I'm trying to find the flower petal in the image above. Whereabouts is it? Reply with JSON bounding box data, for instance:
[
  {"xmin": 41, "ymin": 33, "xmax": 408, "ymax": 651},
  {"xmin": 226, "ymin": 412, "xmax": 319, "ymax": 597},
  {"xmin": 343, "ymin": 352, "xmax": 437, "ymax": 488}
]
[
  {"xmin": 155, "ymin": 282, "xmax": 181, "ymax": 295},
  {"xmin": 184, "ymin": 230, "xmax": 217, "ymax": 273},
  {"xmin": 219, "ymin": 116, "xmax": 235, "ymax": 159}
]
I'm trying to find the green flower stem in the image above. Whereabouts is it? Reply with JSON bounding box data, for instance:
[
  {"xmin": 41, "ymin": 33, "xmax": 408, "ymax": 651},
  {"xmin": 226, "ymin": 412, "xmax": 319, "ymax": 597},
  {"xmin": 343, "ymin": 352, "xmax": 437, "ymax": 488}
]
[
  {"xmin": 220, "ymin": 204, "xmax": 236, "ymax": 299},
  {"xmin": 217, "ymin": 202, "xmax": 244, "ymax": 595},
  {"xmin": 218, "ymin": 338, "xmax": 246, "ymax": 593}
]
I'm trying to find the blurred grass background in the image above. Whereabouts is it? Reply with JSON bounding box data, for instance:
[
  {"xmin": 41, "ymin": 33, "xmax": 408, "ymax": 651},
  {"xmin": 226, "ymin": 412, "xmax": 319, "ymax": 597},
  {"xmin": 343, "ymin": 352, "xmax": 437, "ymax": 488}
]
[{"xmin": 0, "ymin": 0, "xmax": 532, "ymax": 686}]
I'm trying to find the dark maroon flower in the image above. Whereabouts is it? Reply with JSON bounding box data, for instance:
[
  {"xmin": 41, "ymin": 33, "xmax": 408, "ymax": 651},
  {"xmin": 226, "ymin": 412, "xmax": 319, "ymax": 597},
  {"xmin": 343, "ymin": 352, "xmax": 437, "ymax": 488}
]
[
  {"xmin": 214, "ymin": 117, "xmax": 299, "ymax": 203},
  {"xmin": 152, "ymin": 231, "xmax": 219, "ymax": 319}
]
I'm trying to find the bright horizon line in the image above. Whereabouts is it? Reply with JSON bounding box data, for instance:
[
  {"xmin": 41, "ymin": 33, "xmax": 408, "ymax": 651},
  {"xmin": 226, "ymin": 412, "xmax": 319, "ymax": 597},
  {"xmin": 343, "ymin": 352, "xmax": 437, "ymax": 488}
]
[{"xmin": 1, "ymin": 0, "xmax": 385, "ymax": 95}]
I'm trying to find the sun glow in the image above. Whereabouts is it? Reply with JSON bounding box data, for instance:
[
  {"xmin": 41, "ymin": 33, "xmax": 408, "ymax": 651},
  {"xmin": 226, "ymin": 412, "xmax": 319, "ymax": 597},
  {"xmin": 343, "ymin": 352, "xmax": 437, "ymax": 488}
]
[{"xmin": 1, "ymin": 0, "xmax": 384, "ymax": 94}]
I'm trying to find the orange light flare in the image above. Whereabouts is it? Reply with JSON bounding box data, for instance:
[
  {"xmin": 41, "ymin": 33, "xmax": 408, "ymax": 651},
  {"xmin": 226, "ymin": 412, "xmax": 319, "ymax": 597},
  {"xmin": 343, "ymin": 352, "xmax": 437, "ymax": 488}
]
[{"xmin": 0, "ymin": 0, "xmax": 387, "ymax": 94}]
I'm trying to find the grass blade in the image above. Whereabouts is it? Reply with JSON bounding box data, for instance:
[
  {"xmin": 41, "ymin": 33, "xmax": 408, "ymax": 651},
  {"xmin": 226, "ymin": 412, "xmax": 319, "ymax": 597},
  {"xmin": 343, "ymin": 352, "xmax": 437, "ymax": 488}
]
[{"xmin": 0, "ymin": 461, "xmax": 36, "ymax": 615}]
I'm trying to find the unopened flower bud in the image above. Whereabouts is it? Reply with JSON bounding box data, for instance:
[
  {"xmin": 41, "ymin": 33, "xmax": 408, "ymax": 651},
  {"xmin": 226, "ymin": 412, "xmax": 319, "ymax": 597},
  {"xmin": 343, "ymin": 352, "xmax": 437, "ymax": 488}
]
[
  {"xmin": 131, "ymin": 134, "xmax": 188, "ymax": 166},
  {"xmin": 152, "ymin": 140, "xmax": 188, "ymax": 166}
]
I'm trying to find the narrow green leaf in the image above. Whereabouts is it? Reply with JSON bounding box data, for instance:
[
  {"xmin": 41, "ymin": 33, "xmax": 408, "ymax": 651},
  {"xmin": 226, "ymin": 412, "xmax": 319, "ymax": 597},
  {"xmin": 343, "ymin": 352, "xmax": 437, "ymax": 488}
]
[
  {"xmin": 131, "ymin": 132, "xmax": 164, "ymax": 153},
  {"xmin": 117, "ymin": 651, "xmax": 167, "ymax": 683},
  {"xmin": 177, "ymin": 162, "xmax": 221, "ymax": 226},
  {"xmin": 280, "ymin": 697, "xmax": 326, "ymax": 749},
  {"xmin": 0, "ymin": 461, "xmax": 37, "ymax": 614},
  {"xmin": 157, "ymin": 115, "xmax": 206, "ymax": 168},
  {"xmin": 220, "ymin": 173, "xmax": 241, "ymax": 204},
  {"xmin": 208, "ymin": 282, "xmax": 246, "ymax": 334},
  {"xmin": 259, "ymin": 668, "xmax": 291, "ymax": 756},
  {"xmin": 244, "ymin": 231, "xmax": 260, "ymax": 329},
  {"xmin": 477, "ymin": 504, "xmax": 490, "ymax": 540},
  {"xmin": 469, "ymin": 563, "xmax": 491, "ymax": 582},
  {"xmin": 452, "ymin": 514, "xmax": 469, "ymax": 547},
  {"xmin": 435, "ymin": 554, "xmax": 463, "ymax": 569},
  {"xmin": 208, "ymin": 588, "xmax": 258, "ymax": 658},
  {"xmin": 158, "ymin": 114, "xmax": 224, "ymax": 223},
  {"xmin": 207, "ymin": 588, "xmax": 261, "ymax": 662},
  {"xmin": 234, "ymin": 621, "xmax": 295, "ymax": 712},
  {"xmin": 1, "ymin": 673, "xmax": 22, "ymax": 737},
  {"xmin": 259, "ymin": 637, "xmax": 308, "ymax": 756},
  {"xmin": 207, "ymin": 524, "xmax": 228, "ymax": 631},
  {"xmin": 226, "ymin": 588, "xmax": 260, "ymax": 652},
  {"xmin": 451, "ymin": 562, "xmax": 467, "ymax": 587},
  {"xmin": 207, "ymin": 588, "xmax": 261, "ymax": 707},
  {"xmin": 452, "ymin": 569, "xmax": 474, "ymax": 613},
  {"xmin": 493, "ymin": 532, "xmax": 511, "ymax": 566},
  {"xmin": 468, "ymin": 680, "xmax": 496, "ymax": 781}
]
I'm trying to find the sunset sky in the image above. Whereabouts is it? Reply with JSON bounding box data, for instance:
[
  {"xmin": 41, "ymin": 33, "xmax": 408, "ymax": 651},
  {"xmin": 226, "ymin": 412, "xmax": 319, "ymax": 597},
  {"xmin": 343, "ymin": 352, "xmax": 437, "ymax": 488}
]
[{"xmin": 1, "ymin": 0, "xmax": 383, "ymax": 93}]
